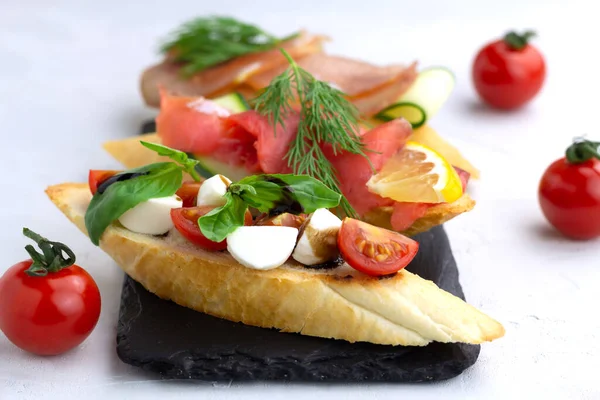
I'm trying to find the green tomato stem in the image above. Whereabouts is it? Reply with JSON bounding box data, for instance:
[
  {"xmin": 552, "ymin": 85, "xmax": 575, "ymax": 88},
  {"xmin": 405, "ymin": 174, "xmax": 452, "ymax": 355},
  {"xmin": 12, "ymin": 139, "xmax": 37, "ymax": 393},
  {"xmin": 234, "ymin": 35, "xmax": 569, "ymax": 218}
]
[
  {"xmin": 565, "ymin": 139, "xmax": 600, "ymax": 164},
  {"xmin": 22, "ymin": 228, "xmax": 76, "ymax": 277},
  {"xmin": 503, "ymin": 30, "xmax": 536, "ymax": 50}
]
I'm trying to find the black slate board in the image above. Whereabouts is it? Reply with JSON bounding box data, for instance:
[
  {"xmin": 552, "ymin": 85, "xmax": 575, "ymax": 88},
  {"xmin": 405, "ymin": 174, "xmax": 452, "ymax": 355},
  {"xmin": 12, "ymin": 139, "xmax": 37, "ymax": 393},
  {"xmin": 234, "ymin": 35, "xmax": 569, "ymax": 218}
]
[{"xmin": 115, "ymin": 224, "xmax": 480, "ymax": 382}]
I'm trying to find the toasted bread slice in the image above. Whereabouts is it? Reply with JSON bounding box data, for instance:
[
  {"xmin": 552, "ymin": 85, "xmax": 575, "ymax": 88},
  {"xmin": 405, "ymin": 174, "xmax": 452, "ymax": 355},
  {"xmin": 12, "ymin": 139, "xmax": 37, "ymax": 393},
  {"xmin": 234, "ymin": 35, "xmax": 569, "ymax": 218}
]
[
  {"xmin": 103, "ymin": 134, "xmax": 475, "ymax": 236},
  {"xmin": 45, "ymin": 183, "xmax": 503, "ymax": 346}
]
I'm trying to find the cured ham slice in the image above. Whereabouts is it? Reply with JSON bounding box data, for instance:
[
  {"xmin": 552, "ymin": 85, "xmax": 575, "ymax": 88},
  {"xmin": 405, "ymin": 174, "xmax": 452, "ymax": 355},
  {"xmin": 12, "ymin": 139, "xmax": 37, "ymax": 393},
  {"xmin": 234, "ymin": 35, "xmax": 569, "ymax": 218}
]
[
  {"xmin": 226, "ymin": 111, "xmax": 300, "ymax": 174},
  {"xmin": 157, "ymin": 90, "xmax": 301, "ymax": 173},
  {"xmin": 454, "ymin": 167, "xmax": 471, "ymax": 191},
  {"xmin": 350, "ymin": 63, "xmax": 417, "ymax": 116},
  {"xmin": 156, "ymin": 90, "xmax": 229, "ymax": 153},
  {"xmin": 246, "ymin": 54, "xmax": 418, "ymax": 116},
  {"xmin": 211, "ymin": 124, "xmax": 261, "ymax": 173},
  {"xmin": 247, "ymin": 54, "xmax": 409, "ymax": 96},
  {"xmin": 155, "ymin": 90, "xmax": 470, "ymax": 233},
  {"xmin": 390, "ymin": 202, "xmax": 432, "ymax": 232},
  {"xmin": 141, "ymin": 32, "xmax": 326, "ymax": 107}
]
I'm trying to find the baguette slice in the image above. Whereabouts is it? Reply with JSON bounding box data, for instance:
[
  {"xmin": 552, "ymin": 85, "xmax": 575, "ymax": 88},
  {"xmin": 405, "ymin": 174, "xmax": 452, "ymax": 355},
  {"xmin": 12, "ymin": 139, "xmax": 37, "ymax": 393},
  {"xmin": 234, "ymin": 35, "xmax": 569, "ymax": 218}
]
[
  {"xmin": 46, "ymin": 183, "xmax": 503, "ymax": 346},
  {"xmin": 103, "ymin": 134, "xmax": 475, "ymax": 237}
]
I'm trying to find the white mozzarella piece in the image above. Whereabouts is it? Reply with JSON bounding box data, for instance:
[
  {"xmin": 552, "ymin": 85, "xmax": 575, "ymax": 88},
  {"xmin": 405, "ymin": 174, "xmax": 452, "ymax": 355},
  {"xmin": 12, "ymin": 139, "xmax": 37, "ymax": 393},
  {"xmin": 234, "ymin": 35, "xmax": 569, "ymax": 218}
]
[
  {"xmin": 292, "ymin": 208, "xmax": 342, "ymax": 265},
  {"xmin": 196, "ymin": 174, "xmax": 232, "ymax": 207},
  {"xmin": 118, "ymin": 195, "xmax": 182, "ymax": 235},
  {"xmin": 227, "ymin": 226, "xmax": 299, "ymax": 270}
]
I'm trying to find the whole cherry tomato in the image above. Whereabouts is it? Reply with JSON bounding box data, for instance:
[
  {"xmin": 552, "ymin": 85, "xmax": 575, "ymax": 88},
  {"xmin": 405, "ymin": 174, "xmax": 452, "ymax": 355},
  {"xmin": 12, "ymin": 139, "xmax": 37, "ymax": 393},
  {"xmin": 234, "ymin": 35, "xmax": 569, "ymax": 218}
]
[
  {"xmin": 0, "ymin": 228, "xmax": 101, "ymax": 355},
  {"xmin": 539, "ymin": 139, "xmax": 600, "ymax": 240},
  {"xmin": 473, "ymin": 31, "xmax": 546, "ymax": 109}
]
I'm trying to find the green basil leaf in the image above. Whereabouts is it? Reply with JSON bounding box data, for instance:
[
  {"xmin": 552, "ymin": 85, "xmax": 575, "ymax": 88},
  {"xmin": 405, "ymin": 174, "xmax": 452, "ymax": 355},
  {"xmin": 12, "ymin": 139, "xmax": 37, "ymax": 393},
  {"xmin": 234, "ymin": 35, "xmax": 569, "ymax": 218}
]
[
  {"xmin": 233, "ymin": 180, "xmax": 284, "ymax": 212},
  {"xmin": 140, "ymin": 141, "xmax": 203, "ymax": 182},
  {"xmin": 229, "ymin": 183, "xmax": 257, "ymax": 197},
  {"xmin": 237, "ymin": 174, "xmax": 341, "ymax": 213},
  {"xmin": 85, "ymin": 162, "xmax": 182, "ymax": 245},
  {"xmin": 272, "ymin": 174, "xmax": 341, "ymax": 211},
  {"xmin": 199, "ymin": 193, "xmax": 248, "ymax": 242}
]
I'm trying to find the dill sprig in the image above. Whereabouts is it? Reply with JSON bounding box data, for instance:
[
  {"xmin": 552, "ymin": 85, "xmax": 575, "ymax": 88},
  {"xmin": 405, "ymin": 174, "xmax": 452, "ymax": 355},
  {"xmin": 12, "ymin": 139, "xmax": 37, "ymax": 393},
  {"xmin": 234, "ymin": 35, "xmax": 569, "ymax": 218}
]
[
  {"xmin": 161, "ymin": 16, "xmax": 296, "ymax": 77},
  {"xmin": 254, "ymin": 50, "xmax": 371, "ymax": 218}
]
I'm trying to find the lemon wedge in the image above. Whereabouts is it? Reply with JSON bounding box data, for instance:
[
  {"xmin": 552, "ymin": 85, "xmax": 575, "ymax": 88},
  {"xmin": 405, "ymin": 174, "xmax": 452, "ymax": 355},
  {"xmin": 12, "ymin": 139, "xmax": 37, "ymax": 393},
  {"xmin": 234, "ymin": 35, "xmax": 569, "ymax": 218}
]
[
  {"xmin": 410, "ymin": 125, "xmax": 480, "ymax": 179},
  {"xmin": 366, "ymin": 141, "xmax": 463, "ymax": 203}
]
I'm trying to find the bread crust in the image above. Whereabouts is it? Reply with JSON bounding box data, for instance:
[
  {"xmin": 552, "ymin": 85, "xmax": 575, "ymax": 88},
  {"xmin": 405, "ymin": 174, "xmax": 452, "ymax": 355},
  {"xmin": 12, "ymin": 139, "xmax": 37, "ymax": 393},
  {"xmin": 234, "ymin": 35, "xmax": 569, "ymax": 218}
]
[
  {"xmin": 45, "ymin": 183, "xmax": 503, "ymax": 346},
  {"xmin": 102, "ymin": 134, "xmax": 475, "ymax": 236}
]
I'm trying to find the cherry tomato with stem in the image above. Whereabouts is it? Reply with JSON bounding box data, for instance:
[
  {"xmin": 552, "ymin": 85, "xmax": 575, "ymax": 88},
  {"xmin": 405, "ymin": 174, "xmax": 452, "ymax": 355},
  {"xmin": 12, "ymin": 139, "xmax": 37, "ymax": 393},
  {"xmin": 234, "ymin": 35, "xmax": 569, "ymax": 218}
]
[
  {"xmin": 472, "ymin": 30, "xmax": 546, "ymax": 110},
  {"xmin": 0, "ymin": 228, "xmax": 101, "ymax": 356},
  {"xmin": 539, "ymin": 139, "xmax": 600, "ymax": 240},
  {"xmin": 337, "ymin": 218, "xmax": 419, "ymax": 276}
]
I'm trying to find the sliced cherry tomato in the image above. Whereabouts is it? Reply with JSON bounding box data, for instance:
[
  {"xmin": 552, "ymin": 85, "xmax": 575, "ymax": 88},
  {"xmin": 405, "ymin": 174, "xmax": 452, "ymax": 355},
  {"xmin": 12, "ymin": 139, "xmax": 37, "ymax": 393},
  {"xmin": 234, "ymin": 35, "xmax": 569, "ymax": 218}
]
[
  {"xmin": 0, "ymin": 229, "xmax": 101, "ymax": 356},
  {"xmin": 472, "ymin": 31, "xmax": 545, "ymax": 110},
  {"xmin": 538, "ymin": 140, "xmax": 600, "ymax": 240},
  {"xmin": 88, "ymin": 170, "xmax": 119, "ymax": 194},
  {"xmin": 171, "ymin": 206, "xmax": 253, "ymax": 251},
  {"xmin": 254, "ymin": 213, "xmax": 307, "ymax": 229},
  {"xmin": 337, "ymin": 218, "xmax": 419, "ymax": 276},
  {"xmin": 176, "ymin": 181, "xmax": 203, "ymax": 207}
]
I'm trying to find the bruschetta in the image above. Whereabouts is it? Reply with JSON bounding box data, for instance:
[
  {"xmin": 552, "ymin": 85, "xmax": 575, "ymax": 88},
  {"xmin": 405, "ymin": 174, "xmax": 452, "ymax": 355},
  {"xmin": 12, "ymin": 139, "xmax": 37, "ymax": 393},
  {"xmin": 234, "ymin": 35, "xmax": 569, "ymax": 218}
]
[{"xmin": 46, "ymin": 181, "xmax": 503, "ymax": 346}]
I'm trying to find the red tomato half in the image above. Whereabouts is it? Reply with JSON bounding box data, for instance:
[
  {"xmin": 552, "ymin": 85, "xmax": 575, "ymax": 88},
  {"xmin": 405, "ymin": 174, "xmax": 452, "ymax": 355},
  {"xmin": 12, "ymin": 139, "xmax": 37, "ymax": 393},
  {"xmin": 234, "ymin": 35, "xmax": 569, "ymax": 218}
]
[
  {"xmin": 171, "ymin": 206, "xmax": 253, "ymax": 251},
  {"xmin": 472, "ymin": 32, "xmax": 545, "ymax": 110},
  {"xmin": 0, "ymin": 261, "xmax": 101, "ymax": 356},
  {"xmin": 337, "ymin": 218, "xmax": 419, "ymax": 276},
  {"xmin": 88, "ymin": 170, "xmax": 119, "ymax": 194},
  {"xmin": 176, "ymin": 181, "xmax": 203, "ymax": 207},
  {"xmin": 539, "ymin": 157, "xmax": 600, "ymax": 240}
]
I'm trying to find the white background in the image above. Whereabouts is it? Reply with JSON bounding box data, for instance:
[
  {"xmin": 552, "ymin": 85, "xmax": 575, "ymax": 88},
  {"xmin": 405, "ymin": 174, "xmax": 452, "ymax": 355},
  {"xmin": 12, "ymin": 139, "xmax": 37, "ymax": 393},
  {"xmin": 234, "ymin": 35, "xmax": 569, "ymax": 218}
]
[{"xmin": 1, "ymin": 0, "xmax": 599, "ymax": 399}]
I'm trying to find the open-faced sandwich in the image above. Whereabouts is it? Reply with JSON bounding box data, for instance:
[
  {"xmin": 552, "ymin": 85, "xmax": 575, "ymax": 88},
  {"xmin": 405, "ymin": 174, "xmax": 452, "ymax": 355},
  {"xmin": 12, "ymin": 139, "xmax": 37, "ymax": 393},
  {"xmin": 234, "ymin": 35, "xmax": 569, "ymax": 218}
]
[
  {"xmin": 46, "ymin": 16, "xmax": 503, "ymax": 347},
  {"xmin": 46, "ymin": 143, "xmax": 503, "ymax": 346}
]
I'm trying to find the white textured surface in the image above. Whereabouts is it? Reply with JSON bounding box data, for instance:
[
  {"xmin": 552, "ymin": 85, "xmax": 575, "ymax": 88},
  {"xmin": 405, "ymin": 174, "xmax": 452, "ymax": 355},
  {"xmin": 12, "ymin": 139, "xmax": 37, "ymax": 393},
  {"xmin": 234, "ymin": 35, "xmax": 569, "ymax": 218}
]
[{"xmin": 1, "ymin": 0, "xmax": 599, "ymax": 398}]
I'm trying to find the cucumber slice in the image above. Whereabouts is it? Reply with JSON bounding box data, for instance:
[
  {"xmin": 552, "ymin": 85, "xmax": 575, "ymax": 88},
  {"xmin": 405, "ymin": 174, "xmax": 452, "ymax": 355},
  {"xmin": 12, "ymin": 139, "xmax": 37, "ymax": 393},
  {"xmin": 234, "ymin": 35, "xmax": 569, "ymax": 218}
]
[
  {"xmin": 374, "ymin": 102, "xmax": 427, "ymax": 129},
  {"xmin": 398, "ymin": 67, "xmax": 455, "ymax": 120},
  {"xmin": 189, "ymin": 153, "xmax": 253, "ymax": 182},
  {"xmin": 211, "ymin": 92, "xmax": 250, "ymax": 114}
]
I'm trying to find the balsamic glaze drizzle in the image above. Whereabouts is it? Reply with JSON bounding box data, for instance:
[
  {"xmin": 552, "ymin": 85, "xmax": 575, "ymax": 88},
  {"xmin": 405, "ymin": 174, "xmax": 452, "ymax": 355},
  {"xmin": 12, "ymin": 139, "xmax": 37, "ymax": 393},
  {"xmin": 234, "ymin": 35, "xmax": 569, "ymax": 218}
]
[
  {"xmin": 262, "ymin": 176, "xmax": 304, "ymax": 217},
  {"xmin": 301, "ymin": 256, "xmax": 345, "ymax": 270},
  {"xmin": 96, "ymin": 172, "xmax": 150, "ymax": 194}
]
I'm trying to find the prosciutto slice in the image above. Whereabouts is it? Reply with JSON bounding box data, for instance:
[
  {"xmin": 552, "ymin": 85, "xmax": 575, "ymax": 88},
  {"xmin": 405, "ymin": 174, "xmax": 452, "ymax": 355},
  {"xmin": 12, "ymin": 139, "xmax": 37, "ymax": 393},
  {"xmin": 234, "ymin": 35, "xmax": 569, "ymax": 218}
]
[
  {"xmin": 155, "ymin": 91, "xmax": 469, "ymax": 233},
  {"xmin": 156, "ymin": 91, "xmax": 300, "ymax": 173},
  {"xmin": 226, "ymin": 111, "xmax": 300, "ymax": 174},
  {"xmin": 156, "ymin": 90, "xmax": 228, "ymax": 153},
  {"xmin": 141, "ymin": 32, "xmax": 326, "ymax": 107},
  {"xmin": 246, "ymin": 54, "xmax": 418, "ymax": 115}
]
